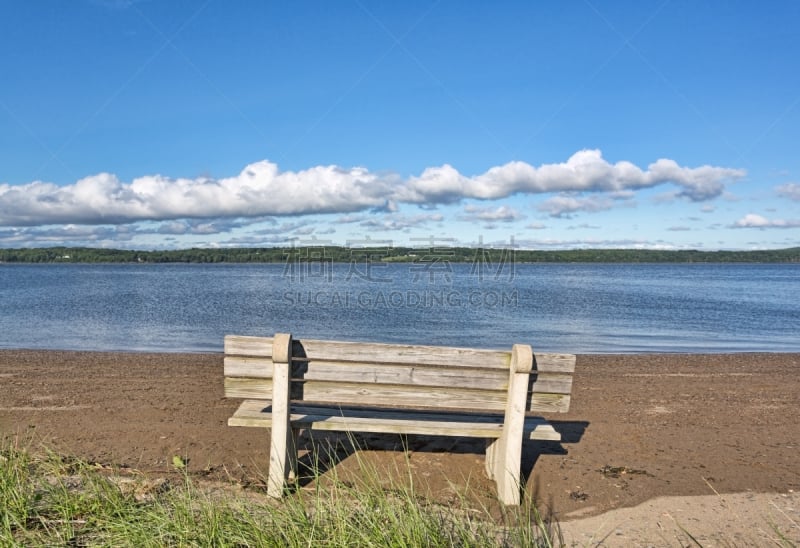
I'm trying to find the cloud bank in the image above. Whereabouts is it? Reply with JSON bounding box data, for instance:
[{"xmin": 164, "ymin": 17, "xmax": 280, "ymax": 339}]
[
  {"xmin": 402, "ymin": 150, "xmax": 742, "ymax": 204},
  {"xmin": 733, "ymin": 214, "xmax": 800, "ymax": 229},
  {"xmin": 0, "ymin": 150, "xmax": 745, "ymax": 227}
]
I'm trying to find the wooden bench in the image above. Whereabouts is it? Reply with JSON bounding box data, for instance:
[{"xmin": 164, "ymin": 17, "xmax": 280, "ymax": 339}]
[{"xmin": 224, "ymin": 333, "xmax": 576, "ymax": 505}]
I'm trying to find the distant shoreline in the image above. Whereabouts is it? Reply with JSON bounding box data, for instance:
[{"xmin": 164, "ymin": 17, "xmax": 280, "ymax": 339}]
[{"xmin": 1, "ymin": 245, "xmax": 799, "ymax": 264}]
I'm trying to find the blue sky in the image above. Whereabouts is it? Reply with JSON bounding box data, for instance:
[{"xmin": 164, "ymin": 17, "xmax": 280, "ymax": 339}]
[{"xmin": 1, "ymin": 0, "xmax": 799, "ymax": 250}]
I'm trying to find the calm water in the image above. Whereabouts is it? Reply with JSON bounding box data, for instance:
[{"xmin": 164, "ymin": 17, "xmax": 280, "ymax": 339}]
[{"xmin": 0, "ymin": 263, "xmax": 798, "ymax": 353}]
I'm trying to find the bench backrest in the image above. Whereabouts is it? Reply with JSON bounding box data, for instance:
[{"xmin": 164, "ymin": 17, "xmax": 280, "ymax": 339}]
[{"xmin": 224, "ymin": 334, "xmax": 576, "ymax": 414}]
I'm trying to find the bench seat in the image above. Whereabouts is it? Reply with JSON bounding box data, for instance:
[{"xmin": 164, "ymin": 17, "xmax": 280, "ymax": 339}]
[{"xmin": 229, "ymin": 399, "xmax": 562, "ymax": 440}]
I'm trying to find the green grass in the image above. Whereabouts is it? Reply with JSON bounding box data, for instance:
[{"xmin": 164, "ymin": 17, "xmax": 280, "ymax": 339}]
[{"xmin": 0, "ymin": 436, "xmax": 560, "ymax": 547}]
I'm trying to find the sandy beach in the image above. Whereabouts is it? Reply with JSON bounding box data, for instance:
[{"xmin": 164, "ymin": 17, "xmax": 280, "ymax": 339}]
[{"xmin": 2, "ymin": 349, "xmax": 798, "ymax": 545}]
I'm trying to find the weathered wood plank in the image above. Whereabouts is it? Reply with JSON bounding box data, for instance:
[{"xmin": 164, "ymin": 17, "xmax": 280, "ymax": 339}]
[
  {"xmin": 229, "ymin": 400, "xmax": 562, "ymax": 441},
  {"xmin": 496, "ymin": 350, "xmax": 531, "ymax": 504},
  {"xmin": 225, "ymin": 357, "xmax": 573, "ymax": 394},
  {"xmin": 485, "ymin": 438, "xmax": 498, "ymax": 479},
  {"xmin": 224, "ymin": 378, "xmax": 571, "ymax": 413},
  {"xmin": 225, "ymin": 356, "xmax": 506, "ymax": 388},
  {"xmin": 224, "ymin": 356, "xmax": 275, "ymax": 378},
  {"xmin": 294, "ymin": 338, "xmax": 513, "ymax": 368},
  {"xmin": 533, "ymin": 353, "xmax": 577, "ymax": 374},
  {"xmin": 232, "ymin": 400, "xmax": 499, "ymax": 424},
  {"xmin": 529, "ymin": 393, "xmax": 571, "ymax": 414},
  {"xmin": 227, "ymin": 334, "xmax": 575, "ymax": 373},
  {"xmin": 225, "ymin": 335, "xmax": 275, "ymax": 357},
  {"xmin": 225, "ymin": 378, "xmax": 506, "ymax": 410},
  {"xmin": 224, "ymin": 377, "xmax": 274, "ymax": 398},
  {"xmin": 267, "ymin": 333, "xmax": 293, "ymax": 498},
  {"xmin": 294, "ymin": 362, "xmax": 509, "ymax": 390},
  {"xmin": 528, "ymin": 373, "xmax": 573, "ymax": 394}
]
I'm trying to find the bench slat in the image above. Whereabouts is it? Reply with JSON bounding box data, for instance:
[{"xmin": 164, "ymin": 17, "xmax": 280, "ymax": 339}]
[
  {"xmin": 293, "ymin": 339, "xmax": 512, "ymax": 368},
  {"xmin": 225, "ymin": 356, "xmax": 573, "ymax": 393},
  {"xmin": 533, "ymin": 353, "xmax": 576, "ymax": 373},
  {"xmin": 224, "ymin": 378, "xmax": 571, "ymax": 414},
  {"xmin": 226, "ymin": 335, "xmax": 510, "ymax": 368},
  {"xmin": 225, "ymin": 335, "xmax": 275, "ymax": 357},
  {"xmin": 226, "ymin": 356, "xmax": 506, "ymax": 390},
  {"xmin": 225, "ymin": 335, "xmax": 576, "ymax": 374},
  {"xmin": 224, "ymin": 356, "xmax": 275, "ymax": 378},
  {"xmin": 228, "ymin": 400, "xmax": 562, "ymax": 441},
  {"xmin": 294, "ymin": 361, "xmax": 508, "ymax": 390}
]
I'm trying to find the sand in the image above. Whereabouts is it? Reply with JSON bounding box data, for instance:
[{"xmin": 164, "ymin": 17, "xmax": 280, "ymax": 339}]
[{"xmin": 1, "ymin": 350, "xmax": 798, "ymax": 545}]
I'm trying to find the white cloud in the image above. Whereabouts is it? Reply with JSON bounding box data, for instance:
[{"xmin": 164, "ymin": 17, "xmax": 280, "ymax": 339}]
[
  {"xmin": 401, "ymin": 150, "xmax": 743, "ymax": 204},
  {"xmin": 253, "ymin": 221, "xmax": 314, "ymax": 235},
  {"xmin": 0, "ymin": 150, "xmax": 744, "ymax": 228},
  {"xmin": 359, "ymin": 213, "xmax": 444, "ymax": 232},
  {"xmin": 776, "ymin": 182, "xmax": 800, "ymax": 201},
  {"xmin": 733, "ymin": 214, "xmax": 800, "ymax": 228},
  {"xmin": 0, "ymin": 162, "xmax": 396, "ymax": 226},
  {"xmin": 220, "ymin": 235, "xmax": 295, "ymax": 246},
  {"xmin": 511, "ymin": 237, "xmax": 686, "ymax": 250},
  {"xmin": 537, "ymin": 193, "xmax": 628, "ymax": 218},
  {"xmin": 336, "ymin": 214, "xmax": 368, "ymax": 224},
  {"xmin": 525, "ymin": 222, "xmax": 547, "ymax": 230},
  {"xmin": 156, "ymin": 219, "xmax": 246, "ymax": 235},
  {"xmin": 537, "ymin": 188, "xmax": 638, "ymax": 218},
  {"xmin": 460, "ymin": 205, "xmax": 523, "ymax": 223},
  {"xmin": 0, "ymin": 224, "xmax": 135, "ymax": 246}
]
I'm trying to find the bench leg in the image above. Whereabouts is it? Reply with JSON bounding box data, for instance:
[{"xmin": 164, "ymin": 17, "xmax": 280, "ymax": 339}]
[
  {"xmin": 287, "ymin": 428, "xmax": 300, "ymax": 484},
  {"xmin": 493, "ymin": 354, "xmax": 532, "ymax": 506},
  {"xmin": 493, "ymin": 432, "xmax": 523, "ymax": 506},
  {"xmin": 267, "ymin": 340, "xmax": 293, "ymax": 498},
  {"xmin": 487, "ymin": 434, "xmax": 522, "ymax": 505},
  {"xmin": 485, "ymin": 438, "xmax": 499, "ymax": 480},
  {"xmin": 268, "ymin": 426, "xmax": 299, "ymax": 497},
  {"xmin": 267, "ymin": 415, "xmax": 292, "ymax": 498}
]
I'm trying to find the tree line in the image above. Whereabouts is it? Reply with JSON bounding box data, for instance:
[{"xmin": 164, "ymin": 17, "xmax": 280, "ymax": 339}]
[{"xmin": 1, "ymin": 246, "xmax": 799, "ymax": 263}]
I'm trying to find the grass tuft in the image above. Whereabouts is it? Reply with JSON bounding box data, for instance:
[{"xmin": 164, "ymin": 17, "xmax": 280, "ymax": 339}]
[{"xmin": 0, "ymin": 435, "xmax": 558, "ymax": 547}]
